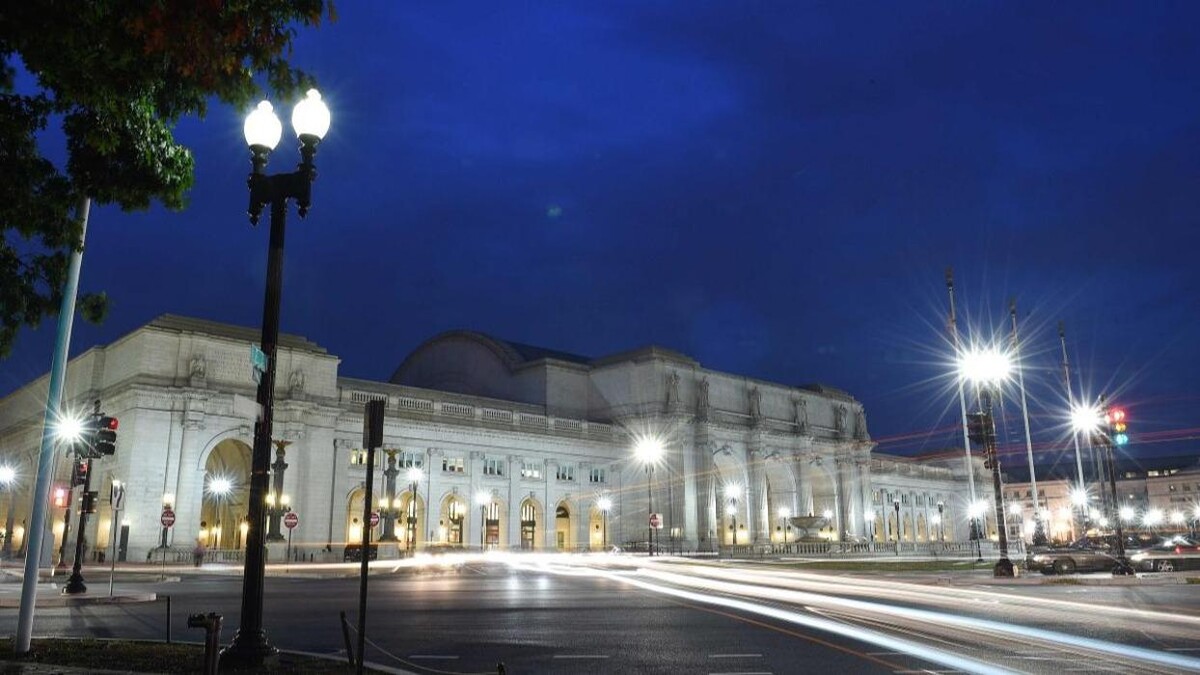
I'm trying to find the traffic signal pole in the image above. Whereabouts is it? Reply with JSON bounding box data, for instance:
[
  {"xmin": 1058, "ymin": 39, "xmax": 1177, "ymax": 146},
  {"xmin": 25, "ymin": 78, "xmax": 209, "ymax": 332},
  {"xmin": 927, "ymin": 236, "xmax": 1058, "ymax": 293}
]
[{"xmin": 62, "ymin": 457, "xmax": 93, "ymax": 594}]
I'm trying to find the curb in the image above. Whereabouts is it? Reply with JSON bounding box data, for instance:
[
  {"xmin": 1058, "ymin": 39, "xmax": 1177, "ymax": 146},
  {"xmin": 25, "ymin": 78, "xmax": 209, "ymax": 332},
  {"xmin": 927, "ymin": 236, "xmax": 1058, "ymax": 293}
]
[{"xmin": 0, "ymin": 591, "xmax": 157, "ymax": 608}]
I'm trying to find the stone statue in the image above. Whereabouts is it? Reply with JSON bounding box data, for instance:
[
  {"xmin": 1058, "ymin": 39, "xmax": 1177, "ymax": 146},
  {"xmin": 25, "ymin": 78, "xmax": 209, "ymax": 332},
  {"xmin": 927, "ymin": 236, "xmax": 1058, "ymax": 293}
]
[
  {"xmin": 793, "ymin": 397, "xmax": 808, "ymax": 432},
  {"xmin": 834, "ymin": 404, "xmax": 847, "ymax": 435},
  {"xmin": 188, "ymin": 354, "xmax": 206, "ymax": 385},
  {"xmin": 855, "ymin": 408, "xmax": 868, "ymax": 440},
  {"xmin": 748, "ymin": 387, "xmax": 761, "ymax": 421},
  {"xmin": 666, "ymin": 372, "xmax": 681, "ymax": 409},
  {"xmin": 696, "ymin": 378, "xmax": 710, "ymax": 419},
  {"xmin": 288, "ymin": 369, "xmax": 305, "ymax": 395}
]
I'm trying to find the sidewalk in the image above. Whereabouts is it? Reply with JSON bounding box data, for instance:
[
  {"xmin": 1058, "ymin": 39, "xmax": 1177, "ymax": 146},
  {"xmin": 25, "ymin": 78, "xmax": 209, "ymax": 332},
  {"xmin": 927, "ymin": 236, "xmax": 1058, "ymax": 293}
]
[{"xmin": 0, "ymin": 568, "xmax": 157, "ymax": 607}]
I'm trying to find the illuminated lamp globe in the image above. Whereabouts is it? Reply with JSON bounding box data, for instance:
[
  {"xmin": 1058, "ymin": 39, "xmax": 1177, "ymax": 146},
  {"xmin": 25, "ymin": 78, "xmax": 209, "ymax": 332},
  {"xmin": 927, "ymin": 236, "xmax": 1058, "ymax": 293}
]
[
  {"xmin": 0, "ymin": 466, "xmax": 15, "ymax": 486},
  {"xmin": 597, "ymin": 497, "xmax": 613, "ymax": 513},
  {"xmin": 243, "ymin": 101, "xmax": 282, "ymax": 150},
  {"xmin": 292, "ymin": 89, "xmax": 331, "ymax": 141}
]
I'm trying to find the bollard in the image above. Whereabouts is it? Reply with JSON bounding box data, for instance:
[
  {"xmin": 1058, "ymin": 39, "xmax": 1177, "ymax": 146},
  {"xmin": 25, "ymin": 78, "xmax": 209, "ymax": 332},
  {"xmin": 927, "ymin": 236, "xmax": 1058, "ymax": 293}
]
[
  {"xmin": 340, "ymin": 610, "xmax": 355, "ymax": 666},
  {"xmin": 186, "ymin": 612, "xmax": 222, "ymax": 675}
]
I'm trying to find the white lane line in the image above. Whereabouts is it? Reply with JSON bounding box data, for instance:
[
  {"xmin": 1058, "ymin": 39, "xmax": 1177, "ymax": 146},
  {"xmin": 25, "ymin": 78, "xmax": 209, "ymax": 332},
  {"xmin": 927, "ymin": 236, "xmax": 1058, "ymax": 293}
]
[
  {"xmin": 409, "ymin": 655, "xmax": 459, "ymax": 660},
  {"xmin": 709, "ymin": 654, "xmax": 763, "ymax": 658},
  {"xmin": 1167, "ymin": 647, "xmax": 1200, "ymax": 651},
  {"xmin": 553, "ymin": 655, "xmax": 609, "ymax": 659}
]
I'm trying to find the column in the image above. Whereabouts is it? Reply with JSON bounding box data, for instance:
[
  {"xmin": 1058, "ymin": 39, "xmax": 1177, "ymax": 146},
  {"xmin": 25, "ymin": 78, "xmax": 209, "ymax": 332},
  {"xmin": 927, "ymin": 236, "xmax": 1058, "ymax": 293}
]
[
  {"xmin": 836, "ymin": 456, "xmax": 857, "ymax": 540},
  {"xmin": 693, "ymin": 427, "xmax": 716, "ymax": 549},
  {"xmin": 468, "ymin": 451, "xmax": 484, "ymax": 548},
  {"xmin": 680, "ymin": 426, "xmax": 699, "ymax": 547},
  {"xmin": 506, "ymin": 455, "xmax": 520, "ymax": 549},
  {"xmin": 380, "ymin": 450, "xmax": 398, "ymax": 542}
]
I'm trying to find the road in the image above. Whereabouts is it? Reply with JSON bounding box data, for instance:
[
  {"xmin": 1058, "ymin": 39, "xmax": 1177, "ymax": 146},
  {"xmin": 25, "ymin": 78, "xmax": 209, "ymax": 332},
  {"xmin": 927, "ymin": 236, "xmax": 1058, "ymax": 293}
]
[{"xmin": 2, "ymin": 553, "xmax": 1199, "ymax": 674}]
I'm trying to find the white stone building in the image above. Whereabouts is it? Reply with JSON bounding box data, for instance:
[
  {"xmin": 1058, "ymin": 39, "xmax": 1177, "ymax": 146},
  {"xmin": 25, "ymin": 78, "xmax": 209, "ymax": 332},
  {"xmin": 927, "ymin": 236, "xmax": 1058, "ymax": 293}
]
[{"xmin": 0, "ymin": 315, "xmax": 983, "ymax": 562}]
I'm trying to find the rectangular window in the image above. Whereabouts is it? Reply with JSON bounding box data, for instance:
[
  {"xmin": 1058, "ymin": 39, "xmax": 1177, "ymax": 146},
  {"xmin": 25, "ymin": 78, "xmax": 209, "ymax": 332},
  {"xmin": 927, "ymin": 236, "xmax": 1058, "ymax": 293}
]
[
  {"xmin": 399, "ymin": 451, "xmax": 423, "ymax": 469},
  {"xmin": 442, "ymin": 457, "xmax": 465, "ymax": 473},
  {"xmin": 350, "ymin": 449, "xmax": 369, "ymax": 466},
  {"xmin": 521, "ymin": 462, "xmax": 542, "ymax": 479},
  {"xmin": 589, "ymin": 468, "xmax": 606, "ymax": 484},
  {"xmin": 484, "ymin": 458, "xmax": 505, "ymax": 477},
  {"xmin": 556, "ymin": 464, "xmax": 575, "ymax": 482}
]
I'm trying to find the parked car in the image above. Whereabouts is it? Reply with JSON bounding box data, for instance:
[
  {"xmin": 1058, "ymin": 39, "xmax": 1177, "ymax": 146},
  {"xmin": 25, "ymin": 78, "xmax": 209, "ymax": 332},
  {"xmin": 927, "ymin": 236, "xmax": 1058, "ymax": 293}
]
[
  {"xmin": 1025, "ymin": 533, "xmax": 1157, "ymax": 575},
  {"xmin": 1129, "ymin": 536, "xmax": 1200, "ymax": 573}
]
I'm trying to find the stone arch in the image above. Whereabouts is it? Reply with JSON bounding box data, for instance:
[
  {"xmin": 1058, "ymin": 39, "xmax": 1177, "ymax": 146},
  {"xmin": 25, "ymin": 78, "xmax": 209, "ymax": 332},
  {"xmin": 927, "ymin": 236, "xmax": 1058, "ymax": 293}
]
[
  {"xmin": 479, "ymin": 494, "xmax": 506, "ymax": 549},
  {"xmin": 199, "ymin": 439, "xmax": 251, "ymax": 550},
  {"xmin": 917, "ymin": 514, "xmax": 928, "ymax": 542},
  {"xmin": 519, "ymin": 496, "xmax": 543, "ymax": 550},
  {"xmin": 711, "ymin": 445, "xmax": 747, "ymax": 546},
  {"xmin": 437, "ymin": 492, "xmax": 467, "ymax": 546},
  {"xmin": 887, "ymin": 511, "xmax": 899, "ymax": 542},
  {"xmin": 398, "ymin": 484, "xmax": 426, "ymax": 550},
  {"xmin": 554, "ymin": 500, "xmax": 573, "ymax": 550},
  {"xmin": 763, "ymin": 459, "xmax": 797, "ymax": 543},
  {"xmin": 346, "ymin": 486, "xmax": 367, "ymax": 545},
  {"xmin": 902, "ymin": 513, "xmax": 913, "ymax": 542},
  {"xmin": 587, "ymin": 499, "xmax": 608, "ymax": 551},
  {"xmin": 806, "ymin": 454, "xmax": 839, "ymax": 522}
]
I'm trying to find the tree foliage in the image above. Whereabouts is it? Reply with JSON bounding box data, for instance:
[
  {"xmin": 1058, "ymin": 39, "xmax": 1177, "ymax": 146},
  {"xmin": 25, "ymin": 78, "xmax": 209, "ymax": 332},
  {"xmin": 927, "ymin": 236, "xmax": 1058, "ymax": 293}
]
[{"xmin": 0, "ymin": 1, "xmax": 333, "ymax": 356}]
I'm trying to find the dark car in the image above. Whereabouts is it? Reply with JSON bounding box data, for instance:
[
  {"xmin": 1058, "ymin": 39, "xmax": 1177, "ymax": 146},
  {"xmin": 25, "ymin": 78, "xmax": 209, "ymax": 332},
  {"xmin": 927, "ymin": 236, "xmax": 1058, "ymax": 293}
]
[
  {"xmin": 1025, "ymin": 533, "xmax": 1157, "ymax": 575},
  {"xmin": 1129, "ymin": 536, "xmax": 1200, "ymax": 573}
]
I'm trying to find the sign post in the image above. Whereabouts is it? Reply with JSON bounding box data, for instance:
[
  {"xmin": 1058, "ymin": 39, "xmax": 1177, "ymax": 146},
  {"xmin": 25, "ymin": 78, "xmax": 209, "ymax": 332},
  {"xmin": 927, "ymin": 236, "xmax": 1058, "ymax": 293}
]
[
  {"xmin": 159, "ymin": 508, "xmax": 175, "ymax": 581},
  {"xmin": 283, "ymin": 512, "xmax": 299, "ymax": 565},
  {"xmin": 108, "ymin": 481, "xmax": 126, "ymax": 597}
]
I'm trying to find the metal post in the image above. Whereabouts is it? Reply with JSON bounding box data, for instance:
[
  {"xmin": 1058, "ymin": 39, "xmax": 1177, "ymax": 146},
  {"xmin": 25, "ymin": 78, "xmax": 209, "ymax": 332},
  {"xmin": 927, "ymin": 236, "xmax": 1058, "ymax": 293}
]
[
  {"xmin": 220, "ymin": 196, "xmax": 287, "ymax": 667},
  {"xmin": 981, "ymin": 389, "xmax": 1014, "ymax": 576},
  {"xmin": 1009, "ymin": 300, "xmax": 1044, "ymax": 545},
  {"xmin": 380, "ymin": 451, "xmax": 398, "ymax": 542},
  {"xmin": 108, "ymin": 484, "xmax": 123, "ymax": 597},
  {"xmin": 56, "ymin": 501, "xmax": 71, "ymax": 572},
  {"xmin": 64, "ymin": 456, "xmax": 94, "ymax": 594},
  {"xmin": 2, "ymin": 485, "xmax": 15, "ymax": 560},
  {"xmin": 646, "ymin": 465, "xmax": 654, "ymax": 556},
  {"xmin": 357, "ymin": 441, "xmax": 377, "ymax": 675}
]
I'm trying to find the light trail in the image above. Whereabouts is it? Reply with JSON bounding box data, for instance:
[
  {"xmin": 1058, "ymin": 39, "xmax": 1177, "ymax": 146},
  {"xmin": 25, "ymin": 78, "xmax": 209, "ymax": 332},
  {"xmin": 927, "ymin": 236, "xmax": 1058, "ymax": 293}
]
[{"xmin": 505, "ymin": 556, "xmax": 1200, "ymax": 674}]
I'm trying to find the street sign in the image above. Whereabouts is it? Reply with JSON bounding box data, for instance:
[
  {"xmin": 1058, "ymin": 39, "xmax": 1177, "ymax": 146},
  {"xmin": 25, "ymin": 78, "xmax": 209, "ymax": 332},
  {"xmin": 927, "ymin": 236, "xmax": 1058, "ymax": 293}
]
[
  {"xmin": 284, "ymin": 512, "xmax": 299, "ymax": 530},
  {"xmin": 369, "ymin": 511, "xmax": 380, "ymax": 527},
  {"xmin": 649, "ymin": 513, "xmax": 662, "ymax": 529},
  {"xmin": 160, "ymin": 509, "xmax": 176, "ymax": 528},
  {"xmin": 250, "ymin": 345, "xmax": 269, "ymax": 383}
]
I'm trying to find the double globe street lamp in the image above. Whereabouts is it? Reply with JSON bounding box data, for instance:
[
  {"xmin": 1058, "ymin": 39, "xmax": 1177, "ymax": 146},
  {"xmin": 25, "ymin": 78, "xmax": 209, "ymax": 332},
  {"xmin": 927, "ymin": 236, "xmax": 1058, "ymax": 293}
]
[
  {"xmin": 958, "ymin": 346, "xmax": 1014, "ymax": 577},
  {"xmin": 221, "ymin": 89, "xmax": 330, "ymax": 669},
  {"xmin": 633, "ymin": 436, "xmax": 664, "ymax": 556}
]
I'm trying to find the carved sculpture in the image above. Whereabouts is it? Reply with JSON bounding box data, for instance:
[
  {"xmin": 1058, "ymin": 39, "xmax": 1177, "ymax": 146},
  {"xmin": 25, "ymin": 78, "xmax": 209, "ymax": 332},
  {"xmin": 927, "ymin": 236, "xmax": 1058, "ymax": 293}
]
[
  {"xmin": 288, "ymin": 369, "xmax": 305, "ymax": 395},
  {"xmin": 834, "ymin": 404, "xmax": 847, "ymax": 435},
  {"xmin": 696, "ymin": 378, "xmax": 710, "ymax": 419},
  {"xmin": 748, "ymin": 387, "xmax": 762, "ymax": 422},
  {"xmin": 666, "ymin": 371, "xmax": 681, "ymax": 409},
  {"xmin": 793, "ymin": 397, "xmax": 808, "ymax": 432},
  {"xmin": 855, "ymin": 408, "xmax": 868, "ymax": 440}
]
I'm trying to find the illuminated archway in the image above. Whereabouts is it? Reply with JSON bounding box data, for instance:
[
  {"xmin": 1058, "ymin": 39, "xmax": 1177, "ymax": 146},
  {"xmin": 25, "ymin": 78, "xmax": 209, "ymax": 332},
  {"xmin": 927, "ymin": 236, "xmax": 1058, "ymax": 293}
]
[
  {"xmin": 554, "ymin": 502, "xmax": 572, "ymax": 550},
  {"xmin": 519, "ymin": 497, "xmax": 542, "ymax": 550},
  {"xmin": 200, "ymin": 439, "xmax": 251, "ymax": 549}
]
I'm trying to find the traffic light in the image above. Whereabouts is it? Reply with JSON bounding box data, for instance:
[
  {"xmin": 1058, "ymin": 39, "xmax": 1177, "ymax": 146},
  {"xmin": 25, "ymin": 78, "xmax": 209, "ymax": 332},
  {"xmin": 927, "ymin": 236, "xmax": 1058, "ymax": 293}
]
[
  {"xmin": 71, "ymin": 460, "xmax": 89, "ymax": 487},
  {"xmin": 94, "ymin": 416, "xmax": 118, "ymax": 456},
  {"xmin": 52, "ymin": 485, "xmax": 69, "ymax": 508},
  {"xmin": 1105, "ymin": 407, "xmax": 1129, "ymax": 446},
  {"xmin": 967, "ymin": 412, "xmax": 992, "ymax": 445},
  {"xmin": 80, "ymin": 491, "xmax": 99, "ymax": 514}
]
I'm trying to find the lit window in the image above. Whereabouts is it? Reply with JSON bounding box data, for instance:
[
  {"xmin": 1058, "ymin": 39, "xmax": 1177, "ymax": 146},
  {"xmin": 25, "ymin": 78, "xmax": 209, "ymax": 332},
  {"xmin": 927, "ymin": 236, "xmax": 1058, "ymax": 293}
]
[
  {"xmin": 556, "ymin": 465, "xmax": 575, "ymax": 482},
  {"xmin": 442, "ymin": 457, "xmax": 465, "ymax": 473},
  {"xmin": 521, "ymin": 463, "xmax": 542, "ymax": 479},
  {"xmin": 589, "ymin": 468, "xmax": 606, "ymax": 484},
  {"xmin": 399, "ymin": 451, "xmax": 424, "ymax": 469},
  {"xmin": 484, "ymin": 458, "xmax": 505, "ymax": 477},
  {"xmin": 349, "ymin": 449, "xmax": 370, "ymax": 466}
]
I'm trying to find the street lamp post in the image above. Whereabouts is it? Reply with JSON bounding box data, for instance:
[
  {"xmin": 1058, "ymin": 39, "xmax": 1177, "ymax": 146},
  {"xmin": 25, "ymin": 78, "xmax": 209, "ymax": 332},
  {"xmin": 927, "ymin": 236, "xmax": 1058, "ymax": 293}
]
[
  {"xmin": 266, "ymin": 440, "xmax": 291, "ymax": 542},
  {"xmin": 727, "ymin": 503, "xmax": 739, "ymax": 546},
  {"xmin": 221, "ymin": 89, "xmax": 331, "ymax": 669},
  {"xmin": 892, "ymin": 499, "xmax": 901, "ymax": 555},
  {"xmin": 634, "ymin": 437, "xmax": 664, "ymax": 556},
  {"xmin": 936, "ymin": 501, "xmax": 945, "ymax": 543},
  {"xmin": 958, "ymin": 346, "xmax": 1015, "ymax": 577},
  {"xmin": 597, "ymin": 497, "xmax": 612, "ymax": 550},
  {"xmin": 380, "ymin": 451, "xmax": 399, "ymax": 542},
  {"xmin": 779, "ymin": 507, "xmax": 791, "ymax": 545},
  {"xmin": 475, "ymin": 491, "xmax": 491, "ymax": 550},
  {"xmin": 406, "ymin": 467, "xmax": 422, "ymax": 554},
  {"xmin": 864, "ymin": 508, "xmax": 876, "ymax": 545},
  {"xmin": 159, "ymin": 493, "xmax": 174, "ymax": 549}
]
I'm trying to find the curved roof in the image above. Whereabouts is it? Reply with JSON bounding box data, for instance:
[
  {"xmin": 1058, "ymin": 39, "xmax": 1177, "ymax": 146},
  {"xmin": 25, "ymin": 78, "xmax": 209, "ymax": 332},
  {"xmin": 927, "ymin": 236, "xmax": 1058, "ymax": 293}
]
[{"xmin": 389, "ymin": 330, "xmax": 592, "ymax": 382}]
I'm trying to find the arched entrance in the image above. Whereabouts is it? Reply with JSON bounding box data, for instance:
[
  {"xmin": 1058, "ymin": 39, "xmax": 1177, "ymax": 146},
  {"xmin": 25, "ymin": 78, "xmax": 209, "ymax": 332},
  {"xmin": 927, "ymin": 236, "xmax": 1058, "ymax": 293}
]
[
  {"xmin": 201, "ymin": 439, "xmax": 251, "ymax": 550},
  {"xmin": 519, "ymin": 498, "xmax": 541, "ymax": 550},
  {"xmin": 554, "ymin": 502, "xmax": 572, "ymax": 550},
  {"xmin": 479, "ymin": 496, "xmax": 505, "ymax": 549},
  {"xmin": 917, "ymin": 514, "xmax": 928, "ymax": 542},
  {"xmin": 588, "ymin": 504, "xmax": 606, "ymax": 550},
  {"xmin": 439, "ymin": 494, "xmax": 465, "ymax": 546},
  {"xmin": 902, "ymin": 514, "xmax": 913, "ymax": 542},
  {"xmin": 347, "ymin": 487, "xmax": 366, "ymax": 545},
  {"xmin": 399, "ymin": 489, "xmax": 425, "ymax": 550}
]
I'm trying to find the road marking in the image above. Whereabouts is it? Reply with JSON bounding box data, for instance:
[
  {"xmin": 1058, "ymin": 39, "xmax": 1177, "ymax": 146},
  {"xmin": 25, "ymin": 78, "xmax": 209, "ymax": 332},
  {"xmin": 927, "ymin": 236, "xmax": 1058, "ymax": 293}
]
[
  {"xmin": 710, "ymin": 654, "xmax": 763, "ymax": 658},
  {"xmin": 553, "ymin": 655, "xmax": 609, "ymax": 659},
  {"xmin": 409, "ymin": 655, "xmax": 459, "ymax": 660},
  {"xmin": 1167, "ymin": 647, "xmax": 1200, "ymax": 652},
  {"xmin": 708, "ymin": 672, "xmax": 772, "ymax": 675}
]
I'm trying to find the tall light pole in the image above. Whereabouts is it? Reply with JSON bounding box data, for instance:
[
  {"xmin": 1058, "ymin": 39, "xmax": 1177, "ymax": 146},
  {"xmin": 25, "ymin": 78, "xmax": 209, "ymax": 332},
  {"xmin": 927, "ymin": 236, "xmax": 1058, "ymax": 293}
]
[
  {"xmin": 634, "ymin": 436, "xmax": 663, "ymax": 556},
  {"xmin": 778, "ymin": 507, "xmax": 791, "ymax": 545},
  {"xmin": 864, "ymin": 508, "xmax": 876, "ymax": 544},
  {"xmin": 958, "ymin": 345, "xmax": 1014, "ymax": 577},
  {"xmin": 597, "ymin": 497, "xmax": 612, "ymax": 550},
  {"xmin": 221, "ymin": 89, "xmax": 331, "ymax": 669},
  {"xmin": 892, "ymin": 499, "xmax": 900, "ymax": 554},
  {"xmin": 1008, "ymin": 299, "xmax": 1045, "ymax": 545},
  {"xmin": 936, "ymin": 501, "xmax": 945, "ymax": 543},
  {"xmin": 726, "ymin": 484, "xmax": 741, "ymax": 546}
]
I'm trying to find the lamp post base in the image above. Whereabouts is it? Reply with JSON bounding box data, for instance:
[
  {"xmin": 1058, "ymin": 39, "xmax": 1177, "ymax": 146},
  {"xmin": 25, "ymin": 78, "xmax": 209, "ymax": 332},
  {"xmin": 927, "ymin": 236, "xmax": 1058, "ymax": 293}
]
[
  {"xmin": 1111, "ymin": 561, "xmax": 1135, "ymax": 576},
  {"xmin": 62, "ymin": 573, "xmax": 87, "ymax": 595},
  {"xmin": 992, "ymin": 558, "xmax": 1015, "ymax": 578},
  {"xmin": 220, "ymin": 630, "xmax": 279, "ymax": 669}
]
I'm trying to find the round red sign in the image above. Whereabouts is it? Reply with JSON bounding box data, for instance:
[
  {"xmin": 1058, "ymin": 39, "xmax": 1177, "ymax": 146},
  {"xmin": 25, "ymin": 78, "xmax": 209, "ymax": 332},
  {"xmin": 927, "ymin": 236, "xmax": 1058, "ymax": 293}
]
[
  {"xmin": 649, "ymin": 513, "xmax": 662, "ymax": 529},
  {"xmin": 284, "ymin": 512, "xmax": 299, "ymax": 529},
  {"xmin": 160, "ymin": 509, "xmax": 176, "ymax": 528},
  {"xmin": 369, "ymin": 511, "xmax": 380, "ymax": 527}
]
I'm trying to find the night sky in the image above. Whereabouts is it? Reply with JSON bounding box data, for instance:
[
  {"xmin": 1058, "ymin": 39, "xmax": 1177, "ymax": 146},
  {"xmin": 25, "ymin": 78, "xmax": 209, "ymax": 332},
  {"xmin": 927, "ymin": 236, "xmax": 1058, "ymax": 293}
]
[{"xmin": 4, "ymin": 3, "xmax": 1199, "ymax": 464}]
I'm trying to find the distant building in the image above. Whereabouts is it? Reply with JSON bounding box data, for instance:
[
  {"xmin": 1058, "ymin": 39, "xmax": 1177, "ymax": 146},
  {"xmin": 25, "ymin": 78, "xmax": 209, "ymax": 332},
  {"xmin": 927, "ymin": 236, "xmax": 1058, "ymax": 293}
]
[
  {"xmin": 1003, "ymin": 456, "xmax": 1200, "ymax": 541},
  {"xmin": 0, "ymin": 315, "xmax": 983, "ymax": 562}
]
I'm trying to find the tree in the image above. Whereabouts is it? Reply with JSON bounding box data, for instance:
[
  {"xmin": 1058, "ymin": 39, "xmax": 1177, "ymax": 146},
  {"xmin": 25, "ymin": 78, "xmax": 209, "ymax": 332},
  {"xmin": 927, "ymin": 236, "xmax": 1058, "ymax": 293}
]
[{"xmin": 0, "ymin": 1, "xmax": 334, "ymax": 356}]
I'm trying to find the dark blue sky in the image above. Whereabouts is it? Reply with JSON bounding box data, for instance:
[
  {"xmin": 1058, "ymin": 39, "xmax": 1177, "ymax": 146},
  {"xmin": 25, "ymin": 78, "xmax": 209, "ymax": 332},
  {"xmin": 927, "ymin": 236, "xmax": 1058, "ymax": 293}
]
[{"xmin": 5, "ymin": 2, "xmax": 1199, "ymax": 462}]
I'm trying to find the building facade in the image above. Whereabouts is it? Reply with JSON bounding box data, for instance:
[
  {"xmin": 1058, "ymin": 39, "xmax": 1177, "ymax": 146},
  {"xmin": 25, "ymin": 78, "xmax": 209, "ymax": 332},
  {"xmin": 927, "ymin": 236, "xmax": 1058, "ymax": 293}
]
[{"xmin": 0, "ymin": 315, "xmax": 984, "ymax": 563}]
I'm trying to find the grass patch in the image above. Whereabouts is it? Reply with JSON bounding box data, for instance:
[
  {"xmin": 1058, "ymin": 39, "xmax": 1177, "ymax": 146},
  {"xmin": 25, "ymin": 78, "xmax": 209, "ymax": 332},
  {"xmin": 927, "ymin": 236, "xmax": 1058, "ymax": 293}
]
[
  {"xmin": 0, "ymin": 638, "xmax": 374, "ymax": 673},
  {"xmin": 780, "ymin": 560, "xmax": 996, "ymax": 572},
  {"xmin": 1186, "ymin": 578, "xmax": 1200, "ymax": 585}
]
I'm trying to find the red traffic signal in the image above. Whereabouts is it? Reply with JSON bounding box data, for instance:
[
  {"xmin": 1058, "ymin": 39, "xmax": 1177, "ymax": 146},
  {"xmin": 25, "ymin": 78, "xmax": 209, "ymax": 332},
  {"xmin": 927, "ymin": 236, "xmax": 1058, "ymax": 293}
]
[
  {"xmin": 94, "ymin": 415, "xmax": 118, "ymax": 455},
  {"xmin": 52, "ymin": 485, "xmax": 69, "ymax": 508}
]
